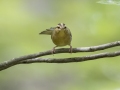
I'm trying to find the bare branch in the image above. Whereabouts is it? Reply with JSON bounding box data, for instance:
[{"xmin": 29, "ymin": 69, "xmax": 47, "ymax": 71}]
[
  {"xmin": 20, "ymin": 51, "xmax": 120, "ymax": 63},
  {"xmin": 0, "ymin": 41, "xmax": 120, "ymax": 71}
]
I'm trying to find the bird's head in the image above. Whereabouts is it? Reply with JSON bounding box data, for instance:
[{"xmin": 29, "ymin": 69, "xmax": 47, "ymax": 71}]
[{"xmin": 56, "ymin": 23, "xmax": 66, "ymax": 30}]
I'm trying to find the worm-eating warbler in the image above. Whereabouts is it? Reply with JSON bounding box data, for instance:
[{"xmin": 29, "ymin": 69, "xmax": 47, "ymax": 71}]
[{"xmin": 39, "ymin": 23, "xmax": 72, "ymax": 53}]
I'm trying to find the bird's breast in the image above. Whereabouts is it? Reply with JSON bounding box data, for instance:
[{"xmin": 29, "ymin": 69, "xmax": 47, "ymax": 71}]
[{"xmin": 51, "ymin": 30, "xmax": 71, "ymax": 46}]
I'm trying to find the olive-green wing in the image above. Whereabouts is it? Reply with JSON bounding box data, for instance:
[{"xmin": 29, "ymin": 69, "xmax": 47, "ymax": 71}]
[
  {"xmin": 39, "ymin": 27, "xmax": 56, "ymax": 35},
  {"xmin": 67, "ymin": 28, "xmax": 72, "ymax": 37}
]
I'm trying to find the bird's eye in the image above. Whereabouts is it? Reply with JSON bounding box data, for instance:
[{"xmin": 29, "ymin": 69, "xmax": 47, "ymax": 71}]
[
  {"xmin": 57, "ymin": 27, "xmax": 60, "ymax": 29},
  {"xmin": 64, "ymin": 27, "xmax": 66, "ymax": 29}
]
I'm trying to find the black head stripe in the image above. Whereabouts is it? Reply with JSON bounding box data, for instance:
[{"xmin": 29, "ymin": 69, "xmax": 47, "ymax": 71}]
[
  {"xmin": 58, "ymin": 23, "xmax": 61, "ymax": 26},
  {"xmin": 58, "ymin": 23, "xmax": 65, "ymax": 26},
  {"xmin": 57, "ymin": 23, "xmax": 66, "ymax": 29},
  {"xmin": 63, "ymin": 23, "xmax": 65, "ymax": 26}
]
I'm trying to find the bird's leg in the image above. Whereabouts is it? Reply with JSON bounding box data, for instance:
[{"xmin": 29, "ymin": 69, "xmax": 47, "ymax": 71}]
[
  {"xmin": 69, "ymin": 45, "xmax": 72, "ymax": 53},
  {"xmin": 52, "ymin": 46, "xmax": 57, "ymax": 54}
]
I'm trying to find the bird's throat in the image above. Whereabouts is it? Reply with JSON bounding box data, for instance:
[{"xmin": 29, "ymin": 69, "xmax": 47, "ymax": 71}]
[{"xmin": 57, "ymin": 30, "xmax": 66, "ymax": 37}]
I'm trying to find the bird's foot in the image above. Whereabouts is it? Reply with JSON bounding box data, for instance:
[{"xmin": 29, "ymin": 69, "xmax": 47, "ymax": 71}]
[
  {"xmin": 51, "ymin": 46, "xmax": 57, "ymax": 55},
  {"xmin": 51, "ymin": 49, "xmax": 55, "ymax": 55},
  {"xmin": 69, "ymin": 45, "xmax": 72, "ymax": 54}
]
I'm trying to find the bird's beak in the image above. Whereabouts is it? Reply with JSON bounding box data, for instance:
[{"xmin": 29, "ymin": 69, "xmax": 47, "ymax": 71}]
[{"xmin": 61, "ymin": 26, "xmax": 65, "ymax": 30}]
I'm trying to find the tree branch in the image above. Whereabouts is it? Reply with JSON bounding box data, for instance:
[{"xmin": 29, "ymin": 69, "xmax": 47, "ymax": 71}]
[
  {"xmin": 0, "ymin": 41, "xmax": 120, "ymax": 71},
  {"xmin": 21, "ymin": 51, "xmax": 120, "ymax": 63}
]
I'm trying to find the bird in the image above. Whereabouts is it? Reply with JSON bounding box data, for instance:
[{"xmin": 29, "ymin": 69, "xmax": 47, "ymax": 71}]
[{"xmin": 39, "ymin": 23, "xmax": 72, "ymax": 54}]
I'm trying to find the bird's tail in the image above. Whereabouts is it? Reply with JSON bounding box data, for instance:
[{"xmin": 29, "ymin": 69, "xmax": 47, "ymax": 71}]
[{"xmin": 39, "ymin": 29, "xmax": 52, "ymax": 35}]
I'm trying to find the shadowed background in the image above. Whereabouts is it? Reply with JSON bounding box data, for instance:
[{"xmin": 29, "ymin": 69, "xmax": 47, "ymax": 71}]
[{"xmin": 0, "ymin": 0, "xmax": 120, "ymax": 90}]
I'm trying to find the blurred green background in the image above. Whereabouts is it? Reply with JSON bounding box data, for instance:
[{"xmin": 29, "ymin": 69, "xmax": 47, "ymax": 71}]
[{"xmin": 0, "ymin": 0, "xmax": 120, "ymax": 90}]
